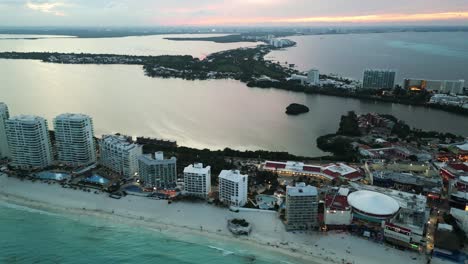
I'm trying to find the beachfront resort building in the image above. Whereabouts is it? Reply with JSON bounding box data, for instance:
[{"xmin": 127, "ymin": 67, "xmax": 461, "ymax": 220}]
[
  {"xmin": 5, "ymin": 115, "xmax": 53, "ymax": 170},
  {"xmin": 0, "ymin": 102, "xmax": 10, "ymax": 159},
  {"xmin": 99, "ymin": 135, "xmax": 142, "ymax": 178},
  {"xmin": 363, "ymin": 69, "xmax": 396, "ymax": 90},
  {"xmin": 139, "ymin": 151, "xmax": 177, "ymax": 188},
  {"xmin": 183, "ymin": 163, "xmax": 211, "ymax": 198},
  {"xmin": 218, "ymin": 170, "xmax": 248, "ymax": 207},
  {"xmin": 53, "ymin": 113, "xmax": 96, "ymax": 167},
  {"xmin": 285, "ymin": 183, "xmax": 319, "ymax": 230}
]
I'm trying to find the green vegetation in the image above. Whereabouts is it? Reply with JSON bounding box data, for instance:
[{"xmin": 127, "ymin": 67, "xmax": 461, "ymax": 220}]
[
  {"xmin": 316, "ymin": 134, "xmax": 358, "ymax": 162},
  {"xmin": 337, "ymin": 111, "xmax": 361, "ymax": 136},
  {"xmin": 141, "ymin": 144, "xmax": 310, "ymax": 182},
  {"xmin": 391, "ymin": 119, "xmax": 461, "ymax": 142},
  {"xmin": 255, "ymin": 170, "xmax": 279, "ymax": 189},
  {"xmin": 285, "ymin": 103, "xmax": 309, "ymax": 115},
  {"xmin": 316, "ymin": 112, "xmax": 464, "ymax": 162}
]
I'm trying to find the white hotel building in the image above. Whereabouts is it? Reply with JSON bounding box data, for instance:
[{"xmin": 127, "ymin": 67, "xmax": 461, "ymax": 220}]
[
  {"xmin": 139, "ymin": 151, "xmax": 177, "ymax": 188},
  {"xmin": 0, "ymin": 103, "xmax": 10, "ymax": 159},
  {"xmin": 285, "ymin": 183, "xmax": 319, "ymax": 230},
  {"xmin": 218, "ymin": 170, "xmax": 248, "ymax": 207},
  {"xmin": 53, "ymin": 113, "xmax": 96, "ymax": 167},
  {"xmin": 5, "ymin": 115, "xmax": 53, "ymax": 170},
  {"xmin": 99, "ymin": 135, "xmax": 142, "ymax": 178},
  {"xmin": 183, "ymin": 163, "xmax": 211, "ymax": 198}
]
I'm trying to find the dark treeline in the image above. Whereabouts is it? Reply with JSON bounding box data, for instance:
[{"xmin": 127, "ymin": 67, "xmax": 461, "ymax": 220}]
[{"xmin": 142, "ymin": 144, "xmax": 310, "ymax": 177}]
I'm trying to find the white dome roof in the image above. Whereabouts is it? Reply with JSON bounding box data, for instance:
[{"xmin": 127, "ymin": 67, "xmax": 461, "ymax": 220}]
[{"xmin": 348, "ymin": 190, "xmax": 400, "ymax": 216}]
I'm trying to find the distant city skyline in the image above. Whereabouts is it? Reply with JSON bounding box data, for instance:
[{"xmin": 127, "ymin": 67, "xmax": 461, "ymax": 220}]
[{"xmin": 1, "ymin": 0, "xmax": 468, "ymax": 27}]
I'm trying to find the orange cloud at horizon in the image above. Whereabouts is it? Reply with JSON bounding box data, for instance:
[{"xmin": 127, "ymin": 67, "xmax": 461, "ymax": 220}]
[{"xmin": 169, "ymin": 11, "xmax": 468, "ymax": 26}]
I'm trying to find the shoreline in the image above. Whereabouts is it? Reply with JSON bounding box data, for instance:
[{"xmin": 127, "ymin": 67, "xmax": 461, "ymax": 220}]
[
  {"xmin": 0, "ymin": 175, "xmax": 325, "ymax": 264},
  {"xmin": 0, "ymin": 174, "xmax": 426, "ymax": 264}
]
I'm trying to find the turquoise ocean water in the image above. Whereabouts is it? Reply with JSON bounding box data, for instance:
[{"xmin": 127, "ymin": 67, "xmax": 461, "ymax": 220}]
[{"xmin": 0, "ymin": 201, "xmax": 303, "ymax": 264}]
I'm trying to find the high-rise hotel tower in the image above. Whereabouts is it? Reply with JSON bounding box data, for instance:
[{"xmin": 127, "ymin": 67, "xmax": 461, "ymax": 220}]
[
  {"xmin": 54, "ymin": 113, "xmax": 97, "ymax": 167},
  {"xmin": 5, "ymin": 115, "xmax": 53, "ymax": 169}
]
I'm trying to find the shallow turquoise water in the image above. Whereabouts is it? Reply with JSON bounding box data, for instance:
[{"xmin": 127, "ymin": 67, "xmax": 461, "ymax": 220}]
[{"xmin": 0, "ymin": 202, "xmax": 302, "ymax": 264}]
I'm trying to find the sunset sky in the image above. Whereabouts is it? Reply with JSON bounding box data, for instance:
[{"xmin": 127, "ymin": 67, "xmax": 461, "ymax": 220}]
[{"xmin": 1, "ymin": 0, "xmax": 468, "ymax": 27}]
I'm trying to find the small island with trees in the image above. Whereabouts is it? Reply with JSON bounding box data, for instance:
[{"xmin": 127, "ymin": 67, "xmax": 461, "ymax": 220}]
[{"xmin": 285, "ymin": 103, "xmax": 310, "ymax": 115}]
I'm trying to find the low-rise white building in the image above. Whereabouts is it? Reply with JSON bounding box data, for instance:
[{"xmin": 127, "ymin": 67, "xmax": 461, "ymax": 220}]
[
  {"xmin": 218, "ymin": 170, "xmax": 248, "ymax": 207},
  {"xmin": 290, "ymin": 74, "xmax": 309, "ymax": 85},
  {"xmin": 285, "ymin": 183, "xmax": 319, "ymax": 230},
  {"xmin": 183, "ymin": 163, "xmax": 211, "ymax": 198},
  {"xmin": 99, "ymin": 135, "xmax": 142, "ymax": 178}
]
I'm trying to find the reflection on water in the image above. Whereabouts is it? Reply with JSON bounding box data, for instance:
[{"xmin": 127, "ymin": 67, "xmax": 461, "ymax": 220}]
[
  {"xmin": 0, "ymin": 34, "xmax": 259, "ymax": 58},
  {"xmin": 1, "ymin": 60, "xmax": 467, "ymax": 157}
]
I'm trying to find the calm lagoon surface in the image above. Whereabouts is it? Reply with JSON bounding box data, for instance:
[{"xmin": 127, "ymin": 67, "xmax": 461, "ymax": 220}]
[
  {"xmin": 267, "ymin": 32, "xmax": 468, "ymax": 83},
  {"xmin": 0, "ymin": 33, "xmax": 259, "ymax": 58}
]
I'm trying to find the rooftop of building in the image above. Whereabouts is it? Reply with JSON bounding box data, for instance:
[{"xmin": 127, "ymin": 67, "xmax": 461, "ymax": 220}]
[
  {"xmin": 139, "ymin": 151, "xmax": 176, "ymax": 163},
  {"xmin": 364, "ymin": 69, "xmax": 396, "ymax": 73},
  {"xmin": 219, "ymin": 170, "xmax": 247, "ymax": 182},
  {"xmin": 325, "ymin": 193, "xmax": 350, "ymax": 211},
  {"xmin": 7, "ymin": 115, "xmax": 45, "ymax": 123},
  {"xmin": 264, "ymin": 161, "xmax": 362, "ymax": 181},
  {"xmin": 286, "ymin": 183, "xmax": 317, "ymax": 197},
  {"xmin": 459, "ymin": 176, "xmax": 468, "ymax": 183},
  {"xmin": 349, "ymin": 182, "xmax": 427, "ymax": 213},
  {"xmin": 54, "ymin": 113, "xmax": 92, "ymax": 121},
  {"xmin": 443, "ymin": 162, "xmax": 468, "ymax": 174},
  {"xmin": 347, "ymin": 190, "xmax": 400, "ymax": 216},
  {"xmin": 184, "ymin": 163, "xmax": 210, "ymax": 174},
  {"xmin": 373, "ymin": 171, "xmax": 441, "ymax": 186},
  {"xmin": 457, "ymin": 142, "xmax": 468, "ymax": 151},
  {"xmin": 101, "ymin": 135, "xmax": 140, "ymax": 149}
]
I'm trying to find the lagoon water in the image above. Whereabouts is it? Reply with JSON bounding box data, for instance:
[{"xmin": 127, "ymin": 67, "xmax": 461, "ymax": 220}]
[
  {"xmin": 0, "ymin": 33, "xmax": 259, "ymax": 58},
  {"xmin": 0, "ymin": 32, "xmax": 467, "ymax": 157},
  {"xmin": 0, "ymin": 201, "xmax": 301, "ymax": 264},
  {"xmin": 267, "ymin": 32, "xmax": 468, "ymax": 83}
]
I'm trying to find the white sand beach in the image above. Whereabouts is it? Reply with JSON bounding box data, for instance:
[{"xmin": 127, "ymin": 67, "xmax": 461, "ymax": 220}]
[{"xmin": 0, "ymin": 174, "xmax": 426, "ymax": 264}]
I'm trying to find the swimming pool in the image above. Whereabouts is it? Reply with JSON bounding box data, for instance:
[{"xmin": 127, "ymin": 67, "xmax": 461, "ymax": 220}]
[
  {"xmin": 84, "ymin": 175, "xmax": 109, "ymax": 185},
  {"xmin": 35, "ymin": 172, "xmax": 71, "ymax": 181},
  {"xmin": 255, "ymin": 194, "xmax": 278, "ymax": 209}
]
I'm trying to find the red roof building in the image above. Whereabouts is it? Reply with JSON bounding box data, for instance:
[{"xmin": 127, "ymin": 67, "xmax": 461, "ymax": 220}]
[{"xmin": 264, "ymin": 161, "xmax": 363, "ymax": 181}]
